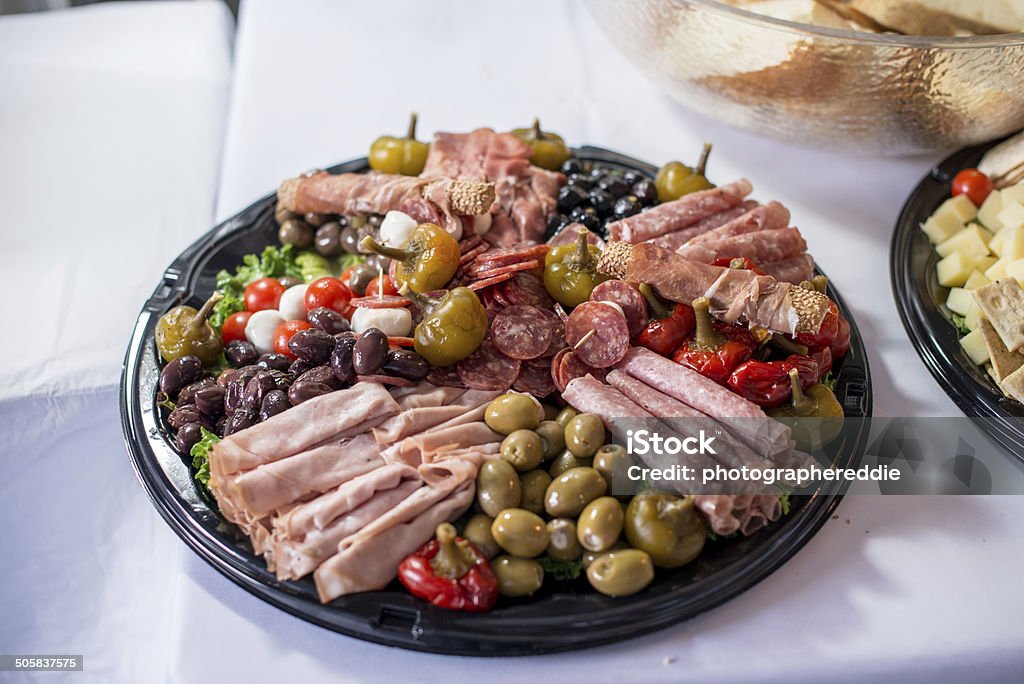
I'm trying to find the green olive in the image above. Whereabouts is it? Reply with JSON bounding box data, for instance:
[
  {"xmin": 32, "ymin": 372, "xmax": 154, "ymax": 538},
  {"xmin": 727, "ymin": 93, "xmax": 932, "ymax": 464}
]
[
  {"xmin": 581, "ymin": 541, "xmax": 628, "ymax": 569},
  {"xmin": 548, "ymin": 450, "xmax": 592, "ymax": 478},
  {"xmin": 564, "ymin": 414, "xmax": 605, "ymax": 458},
  {"xmin": 586, "ymin": 549, "xmax": 655, "ymax": 597},
  {"xmin": 462, "ymin": 513, "xmax": 500, "ymax": 560},
  {"xmin": 542, "ymin": 404, "xmax": 560, "ymax": 421},
  {"xmin": 592, "ymin": 444, "xmax": 634, "ymax": 496},
  {"xmin": 554, "ymin": 406, "xmax": 578, "ymax": 428},
  {"xmin": 544, "ymin": 467, "xmax": 607, "ymax": 518},
  {"xmin": 624, "ymin": 493, "xmax": 706, "ymax": 569},
  {"xmin": 577, "ymin": 496, "xmax": 625, "ymax": 553},
  {"xmin": 491, "ymin": 509, "xmax": 549, "ymax": 558},
  {"xmin": 546, "ymin": 518, "xmax": 583, "ymax": 562},
  {"xmin": 485, "ymin": 393, "xmax": 543, "ymax": 435},
  {"xmin": 519, "ymin": 469, "xmax": 552, "ymax": 516},
  {"xmin": 501, "ymin": 430, "xmax": 544, "ymax": 472},
  {"xmin": 535, "ymin": 420, "xmax": 566, "ymax": 460},
  {"xmin": 476, "ymin": 460, "xmax": 522, "ymax": 517},
  {"xmin": 492, "ymin": 555, "xmax": 544, "ymax": 598}
]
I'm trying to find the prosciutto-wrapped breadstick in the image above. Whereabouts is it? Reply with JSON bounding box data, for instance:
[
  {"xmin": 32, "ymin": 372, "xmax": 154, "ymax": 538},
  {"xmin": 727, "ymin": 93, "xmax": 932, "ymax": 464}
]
[
  {"xmin": 597, "ymin": 241, "xmax": 831, "ymax": 335},
  {"xmin": 607, "ymin": 179, "xmax": 753, "ymax": 243},
  {"xmin": 277, "ymin": 171, "xmax": 496, "ymax": 238}
]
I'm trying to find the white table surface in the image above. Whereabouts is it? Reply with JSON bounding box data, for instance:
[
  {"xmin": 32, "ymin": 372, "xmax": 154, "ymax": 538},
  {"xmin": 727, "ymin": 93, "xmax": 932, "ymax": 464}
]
[{"xmin": 4, "ymin": 0, "xmax": 1024, "ymax": 682}]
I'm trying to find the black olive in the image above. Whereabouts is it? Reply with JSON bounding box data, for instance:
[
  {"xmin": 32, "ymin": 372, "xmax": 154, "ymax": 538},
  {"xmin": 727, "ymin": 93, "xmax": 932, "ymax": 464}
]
[{"xmin": 556, "ymin": 185, "xmax": 587, "ymax": 214}]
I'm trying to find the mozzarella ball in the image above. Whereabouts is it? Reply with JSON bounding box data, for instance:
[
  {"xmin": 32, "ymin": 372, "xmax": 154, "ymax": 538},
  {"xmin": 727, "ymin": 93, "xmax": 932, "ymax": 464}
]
[
  {"xmin": 278, "ymin": 283, "xmax": 309, "ymax": 322},
  {"xmin": 350, "ymin": 307, "xmax": 413, "ymax": 337},
  {"xmin": 245, "ymin": 309, "xmax": 285, "ymax": 354}
]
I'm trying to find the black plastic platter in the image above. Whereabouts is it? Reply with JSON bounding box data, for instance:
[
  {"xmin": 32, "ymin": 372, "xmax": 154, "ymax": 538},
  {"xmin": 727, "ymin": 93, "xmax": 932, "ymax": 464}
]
[
  {"xmin": 890, "ymin": 137, "xmax": 1024, "ymax": 463},
  {"xmin": 121, "ymin": 146, "xmax": 873, "ymax": 655}
]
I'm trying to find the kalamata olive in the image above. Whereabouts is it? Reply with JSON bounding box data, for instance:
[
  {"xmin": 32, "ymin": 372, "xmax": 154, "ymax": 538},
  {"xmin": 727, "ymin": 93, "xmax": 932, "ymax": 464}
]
[
  {"xmin": 331, "ymin": 335, "xmax": 357, "ymax": 384},
  {"xmin": 241, "ymin": 371, "xmax": 276, "ymax": 412},
  {"xmin": 274, "ymin": 203, "xmax": 297, "ymax": 224},
  {"xmin": 278, "ymin": 275, "xmax": 303, "ymax": 289},
  {"xmin": 382, "ymin": 349, "xmax": 429, "ymax": 381},
  {"xmin": 168, "ymin": 404, "xmax": 203, "ymax": 430},
  {"xmin": 177, "ymin": 377, "xmax": 216, "ymax": 406},
  {"xmin": 224, "ymin": 340, "xmax": 258, "ymax": 368},
  {"xmin": 259, "ymin": 389, "xmax": 290, "ymax": 422},
  {"xmin": 288, "ymin": 328, "xmax": 335, "ymax": 364},
  {"xmin": 288, "ymin": 380, "xmax": 334, "ymax": 405},
  {"xmin": 224, "ymin": 408, "xmax": 256, "ymax": 436},
  {"xmin": 307, "ymin": 307, "xmax": 350, "ymax": 335},
  {"xmin": 633, "ymin": 179, "xmax": 658, "ymax": 206},
  {"xmin": 363, "ymin": 254, "xmax": 392, "ymax": 274},
  {"xmin": 214, "ymin": 416, "xmax": 227, "ymax": 436},
  {"xmin": 159, "ymin": 355, "xmax": 203, "ymax": 397},
  {"xmin": 216, "ymin": 368, "xmax": 237, "ymax": 388},
  {"xmin": 288, "ymin": 358, "xmax": 317, "ymax": 377},
  {"xmin": 340, "ymin": 225, "xmax": 362, "ymax": 255},
  {"xmin": 194, "ymin": 385, "xmax": 227, "ymax": 417},
  {"xmin": 278, "ymin": 218, "xmax": 313, "ymax": 248},
  {"xmin": 265, "ymin": 368, "xmax": 292, "ymax": 391},
  {"xmin": 304, "ymin": 212, "xmax": 327, "ymax": 228},
  {"xmin": 314, "ymin": 222, "xmax": 344, "ymax": 257},
  {"xmin": 296, "ymin": 365, "xmax": 341, "ymax": 390},
  {"xmin": 175, "ymin": 422, "xmax": 204, "ymax": 454},
  {"xmin": 346, "ymin": 262, "xmax": 377, "ymax": 297},
  {"xmin": 257, "ymin": 353, "xmax": 292, "ymax": 372},
  {"xmin": 352, "ymin": 328, "xmax": 388, "ymax": 375}
]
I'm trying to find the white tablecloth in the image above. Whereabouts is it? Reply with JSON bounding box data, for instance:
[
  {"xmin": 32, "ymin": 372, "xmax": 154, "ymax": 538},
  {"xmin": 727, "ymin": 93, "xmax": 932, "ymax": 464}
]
[{"xmin": 4, "ymin": 0, "xmax": 1024, "ymax": 682}]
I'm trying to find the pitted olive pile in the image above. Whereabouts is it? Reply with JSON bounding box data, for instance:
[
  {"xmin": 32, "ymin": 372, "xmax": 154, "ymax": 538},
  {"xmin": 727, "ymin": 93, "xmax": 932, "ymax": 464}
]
[{"xmin": 466, "ymin": 392, "xmax": 709, "ymax": 599}]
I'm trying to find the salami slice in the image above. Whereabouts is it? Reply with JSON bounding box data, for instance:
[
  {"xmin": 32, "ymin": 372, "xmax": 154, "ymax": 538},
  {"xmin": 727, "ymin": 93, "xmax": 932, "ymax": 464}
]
[
  {"xmin": 513, "ymin": 362, "xmax": 557, "ymax": 398},
  {"xmin": 492, "ymin": 282, "xmax": 512, "ymax": 309},
  {"xmin": 491, "ymin": 305, "xmax": 554, "ymax": 360},
  {"xmin": 472, "ymin": 244, "xmax": 549, "ymax": 270},
  {"xmin": 535, "ymin": 307, "xmax": 566, "ymax": 356},
  {"xmin": 550, "ymin": 348, "xmax": 573, "ymax": 393},
  {"xmin": 351, "ymin": 295, "xmax": 412, "ymax": 309},
  {"xmin": 469, "ymin": 259, "xmax": 541, "ymax": 280},
  {"xmin": 555, "ymin": 349, "xmax": 606, "ymax": 393},
  {"xmin": 457, "ymin": 340, "xmax": 521, "ymax": 390},
  {"xmin": 565, "ymin": 301, "xmax": 630, "ymax": 368},
  {"xmin": 387, "ymin": 336, "xmax": 415, "ymax": 347},
  {"xmin": 425, "ymin": 364, "xmax": 465, "ymax": 388},
  {"xmin": 357, "ymin": 374, "xmax": 416, "ymax": 387},
  {"xmin": 504, "ymin": 273, "xmax": 551, "ymax": 307},
  {"xmin": 590, "ymin": 280, "xmax": 648, "ymax": 337},
  {"xmin": 467, "ymin": 272, "xmax": 514, "ymax": 291}
]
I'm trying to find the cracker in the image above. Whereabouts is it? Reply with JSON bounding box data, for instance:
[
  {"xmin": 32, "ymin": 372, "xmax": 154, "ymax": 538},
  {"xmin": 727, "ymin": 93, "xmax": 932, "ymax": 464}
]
[
  {"xmin": 973, "ymin": 280, "xmax": 1024, "ymax": 352},
  {"xmin": 978, "ymin": 318, "xmax": 1024, "ymax": 382},
  {"xmin": 999, "ymin": 365, "xmax": 1024, "ymax": 403}
]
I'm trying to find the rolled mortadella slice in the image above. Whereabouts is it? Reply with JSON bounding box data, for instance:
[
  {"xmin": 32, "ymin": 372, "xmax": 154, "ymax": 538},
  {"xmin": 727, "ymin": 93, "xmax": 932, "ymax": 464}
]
[
  {"xmin": 606, "ymin": 179, "xmax": 753, "ymax": 243},
  {"xmin": 596, "ymin": 241, "xmax": 831, "ymax": 336}
]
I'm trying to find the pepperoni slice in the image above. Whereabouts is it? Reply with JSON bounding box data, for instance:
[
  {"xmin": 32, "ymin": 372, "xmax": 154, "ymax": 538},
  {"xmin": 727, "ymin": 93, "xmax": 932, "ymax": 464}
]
[
  {"xmin": 456, "ymin": 340, "xmax": 521, "ymax": 391},
  {"xmin": 459, "ymin": 243, "xmax": 489, "ymax": 266},
  {"xmin": 467, "ymin": 272, "xmax": 515, "ymax": 291},
  {"xmin": 550, "ymin": 348, "xmax": 573, "ymax": 393},
  {"xmin": 590, "ymin": 280, "xmax": 648, "ymax": 337},
  {"xmin": 491, "ymin": 305, "xmax": 554, "ymax": 360},
  {"xmin": 564, "ymin": 301, "xmax": 630, "ymax": 369},
  {"xmin": 459, "ymin": 235, "xmax": 484, "ymax": 254},
  {"xmin": 351, "ymin": 295, "xmax": 412, "ymax": 309},
  {"xmin": 425, "ymin": 364, "xmax": 464, "ymax": 388},
  {"xmin": 468, "ymin": 259, "xmax": 541, "ymax": 280},
  {"xmin": 513, "ymin": 362, "xmax": 557, "ymax": 398},
  {"xmin": 472, "ymin": 245, "xmax": 549, "ymax": 270},
  {"xmin": 491, "ymin": 282, "xmax": 512, "ymax": 309}
]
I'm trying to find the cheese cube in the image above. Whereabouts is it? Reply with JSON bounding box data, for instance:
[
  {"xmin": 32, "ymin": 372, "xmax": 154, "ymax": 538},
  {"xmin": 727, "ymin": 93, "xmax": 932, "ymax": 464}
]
[
  {"xmin": 965, "ymin": 270, "xmax": 991, "ymax": 290},
  {"xmin": 937, "ymin": 252, "xmax": 977, "ymax": 287},
  {"xmin": 975, "ymin": 255, "xmax": 998, "ymax": 273},
  {"xmin": 943, "ymin": 194, "xmax": 979, "ymax": 223},
  {"xmin": 985, "ymin": 257, "xmax": 1009, "ymax": 281},
  {"xmin": 935, "ymin": 225, "xmax": 992, "ymax": 258},
  {"xmin": 978, "ymin": 190, "xmax": 1003, "ymax": 231},
  {"xmin": 1001, "ymin": 182, "xmax": 1024, "ymax": 206},
  {"xmin": 1000, "ymin": 227, "xmax": 1024, "ymax": 261},
  {"xmin": 946, "ymin": 287, "xmax": 974, "ymax": 315},
  {"xmin": 965, "ymin": 300, "xmax": 985, "ymax": 331},
  {"xmin": 997, "ymin": 202, "xmax": 1024, "ymax": 231},
  {"xmin": 1006, "ymin": 258, "xmax": 1024, "ymax": 285},
  {"xmin": 960, "ymin": 328, "xmax": 990, "ymax": 365},
  {"xmin": 990, "ymin": 228, "xmax": 1008, "ymax": 257},
  {"xmin": 921, "ymin": 212, "xmax": 963, "ymax": 244}
]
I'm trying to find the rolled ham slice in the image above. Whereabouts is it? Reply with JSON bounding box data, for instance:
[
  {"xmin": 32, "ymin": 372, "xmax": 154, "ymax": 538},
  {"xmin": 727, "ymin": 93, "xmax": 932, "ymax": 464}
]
[
  {"xmin": 209, "ymin": 382, "xmax": 399, "ymax": 481},
  {"xmin": 372, "ymin": 388, "xmax": 502, "ymax": 447},
  {"xmin": 675, "ymin": 227, "xmax": 807, "ymax": 265},
  {"xmin": 693, "ymin": 493, "xmax": 783, "ymax": 537},
  {"xmin": 393, "ymin": 384, "xmax": 466, "ymax": 410},
  {"xmin": 615, "ymin": 347, "xmax": 793, "ymax": 459},
  {"xmin": 648, "ymin": 201, "xmax": 758, "ymax": 251},
  {"xmin": 683, "ymin": 201, "xmax": 790, "ymax": 246},
  {"xmin": 607, "ymin": 179, "xmax": 753, "ymax": 243}
]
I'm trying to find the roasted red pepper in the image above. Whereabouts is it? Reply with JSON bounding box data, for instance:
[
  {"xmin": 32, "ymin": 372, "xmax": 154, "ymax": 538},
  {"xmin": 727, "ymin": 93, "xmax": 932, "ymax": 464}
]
[
  {"xmin": 831, "ymin": 315, "xmax": 850, "ymax": 359},
  {"xmin": 397, "ymin": 522, "xmax": 498, "ymax": 612},
  {"xmin": 672, "ymin": 297, "xmax": 756, "ymax": 385},
  {"xmin": 636, "ymin": 284, "xmax": 696, "ymax": 356},
  {"xmin": 712, "ymin": 256, "xmax": 766, "ymax": 275},
  {"xmin": 727, "ymin": 353, "xmax": 821, "ymax": 407}
]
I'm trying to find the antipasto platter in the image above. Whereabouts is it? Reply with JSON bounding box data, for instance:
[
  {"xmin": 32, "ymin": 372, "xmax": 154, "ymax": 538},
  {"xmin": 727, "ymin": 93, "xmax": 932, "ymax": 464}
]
[{"xmin": 122, "ymin": 122, "xmax": 872, "ymax": 655}]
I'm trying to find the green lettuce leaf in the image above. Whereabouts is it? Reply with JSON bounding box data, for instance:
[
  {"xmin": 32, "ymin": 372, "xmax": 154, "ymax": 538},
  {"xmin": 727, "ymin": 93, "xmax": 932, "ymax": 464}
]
[{"xmin": 190, "ymin": 427, "xmax": 221, "ymax": 486}]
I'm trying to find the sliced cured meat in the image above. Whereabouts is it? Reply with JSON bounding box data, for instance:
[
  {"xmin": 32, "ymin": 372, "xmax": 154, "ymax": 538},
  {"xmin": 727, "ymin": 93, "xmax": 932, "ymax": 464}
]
[
  {"xmin": 351, "ymin": 295, "xmax": 411, "ymax": 309},
  {"xmin": 684, "ymin": 201, "xmax": 790, "ymax": 246},
  {"xmin": 535, "ymin": 307, "xmax": 566, "ymax": 356},
  {"xmin": 513, "ymin": 361, "xmax": 557, "ymax": 398},
  {"xmin": 468, "ymin": 259, "xmax": 540, "ymax": 281},
  {"xmin": 459, "ymin": 243, "xmax": 489, "ymax": 265},
  {"xmin": 356, "ymin": 374, "xmax": 416, "ymax": 387},
  {"xmin": 547, "ymin": 223, "xmax": 607, "ymax": 250},
  {"xmin": 504, "ymin": 273, "xmax": 551, "ymax": 307},
  {"xmin": 590, "ymin": 280, "xmax": 648, "ymax": 337},
  {"xmin": 674, "ymin": 227, "xmax": 807, "ymax": 265},
  {"xmin": 472, "ymin": 244, "xmax": 549, "ymax": 270},
  {"xmin": 564, "ymin": 301, "xmax": 630, "ymax": 368},
  {"xmin": 759, "ymin": 254, "xmax": 814, "ymax": 285},
  {"xmin": 387, "ymin": 336, "xmax": 415, "ymax": 347},
  {"xmin": 456, "ymin": 339, "xmax": 521, "ymax": 390},
  {"xmin": 607, "ymin": 179, "xmax": 753, "ymax": 243},
  {"xmin": 425, "ymin": 364, "xmax": 465, "ymax": 388},
  {"xmin": 490, "ymin": 305, "xmax": 555, "ymax": 360},
  {"xmin": 553, "ymin": 349, "xmax": 606, "ymax": 393},
  {"xmin": 467, "ymin": 272, "xmax": 514, "ymax": 291},
  {"xmin": 648, "ymin": 201, "xmax": 758, "ymax": 251},
  {"xmin": 459, "ymin": 234, "xmax": 484, "ymax": 253}
]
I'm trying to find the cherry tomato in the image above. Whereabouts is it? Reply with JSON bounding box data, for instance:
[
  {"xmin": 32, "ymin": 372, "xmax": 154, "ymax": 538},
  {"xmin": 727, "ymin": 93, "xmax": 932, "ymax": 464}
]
[
  {"xmin": 366, "ymin": 275, "xmax": 400, "ymax": 298},
  {"xmin": 951, "ymin": 168, "xmax": 993, "ymax": 207},
  {"xmin": 221, "ymin": 310, "xmax": 253, "ymax": 343},
  {"xmin": 339, "ymin": 266, "xmax": 356, "ymax": 290},
  {"xmin": 244, "ymin": 277, "xmax": 285, "ymax": 312},
  {"xmin": 831, "ymin": 315, "xmax": 851, "ymax": 359},
  {"xmin": 273, "ymin": 320, "xmax": 312, "ymax": 358},
  {"xmin": 305, "ymin": 277, "xmax": 352, "ymax": 315}
]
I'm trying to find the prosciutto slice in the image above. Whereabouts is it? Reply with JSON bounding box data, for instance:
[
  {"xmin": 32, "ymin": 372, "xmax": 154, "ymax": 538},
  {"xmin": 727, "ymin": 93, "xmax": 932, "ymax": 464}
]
[
  {"xmin": 648, "ymin": 201, "xmax": 758, "ymax": 251},
  {"xmin": 607, "ymin": 179, "xmax": 753, "ymax": 243},
  {"xmin": 675, "ymin": 227, "xmax": 807, "ymax": 265}
]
